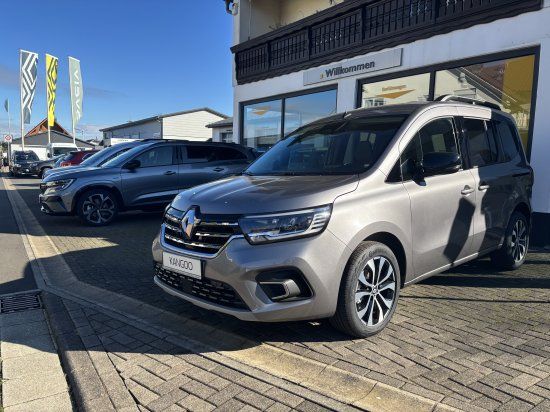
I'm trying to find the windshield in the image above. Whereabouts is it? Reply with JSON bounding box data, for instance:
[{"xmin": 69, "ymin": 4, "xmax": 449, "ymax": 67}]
[
  {"xmin": 81, "ymin": 146, "xmax": 133, "ymax": 167},
  {"xmin": 102, "ymin": 144, "xmax": 151, "ymax": 167},
  {"xmin": 15, "ymin": 152, "xmax": 39, "ymax": 161},
  {"xmin": 245, "ymin": 115, "xmax": 407, "ymax": 176},
  {"xmin": 53, "ymin": 147, "xmax": 76, "ymax": 156}
]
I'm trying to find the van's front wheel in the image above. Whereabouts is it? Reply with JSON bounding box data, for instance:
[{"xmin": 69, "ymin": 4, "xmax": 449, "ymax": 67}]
[{"xmin": 330, "ymin": 241, "xmax": 400, "ymax": 338}]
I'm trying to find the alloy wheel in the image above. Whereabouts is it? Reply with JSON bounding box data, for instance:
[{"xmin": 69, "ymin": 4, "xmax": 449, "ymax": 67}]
[
  {"xmin": 510, "ymin": 219, "xmax": 527, "ymax": 262},
  {"xmin": 355, "ymin": 256, "xmax": 397, "ymax": 326},
  {"xmin": 82, "ymin": 193, "xmax": 115, "ymax": 224}
]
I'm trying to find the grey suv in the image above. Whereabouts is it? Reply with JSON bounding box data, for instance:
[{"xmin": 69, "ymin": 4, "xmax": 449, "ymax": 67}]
[
  {"xmin": 39, "ymin": 140, "xmax": 257, "ymax": 226},
  {"xmin": 152, "ymin": 97, "xmax": 533, "ymax": 337}
]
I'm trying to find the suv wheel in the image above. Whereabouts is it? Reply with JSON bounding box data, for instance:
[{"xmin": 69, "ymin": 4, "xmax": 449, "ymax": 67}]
[
  {"xmin": 39, "ymin": 167, "xmax": 51, "ymax": 179},
  {"xmin": 330, "ymin": 241, "xmax": 400, "ymax": 338},
  {"xmin": 490, "ymin": 211, "xmax": 529, "ymax": 270},
  {"xmin": 77, "ymin": 189, "xmax": 119, "ymax": 226}
]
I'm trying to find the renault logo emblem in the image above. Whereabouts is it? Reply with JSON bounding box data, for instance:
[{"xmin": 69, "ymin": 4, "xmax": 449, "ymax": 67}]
[{"xmin": 181, "ymin": 208, "xmax": 199, "ymax": 239}]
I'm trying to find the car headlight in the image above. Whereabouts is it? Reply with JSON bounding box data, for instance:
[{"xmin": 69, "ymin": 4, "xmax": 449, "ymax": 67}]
[
  {"xmin": 239, "ymin": 205, "xmax": 331, "ymax": 245},
  {"xmin": 41, "ymin": 179, "xmax": 75, "ymax": 193},
  {"xmin": 14, "ymin": 163, "xmax": 21, "ymax": 168}
]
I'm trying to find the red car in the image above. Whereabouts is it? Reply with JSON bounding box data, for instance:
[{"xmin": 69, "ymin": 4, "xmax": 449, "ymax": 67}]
[{"xmin": 60, "ymin": 150, "xmax": 99, "ymax": 167}]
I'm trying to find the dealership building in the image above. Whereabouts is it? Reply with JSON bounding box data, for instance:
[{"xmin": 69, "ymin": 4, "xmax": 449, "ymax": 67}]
[{"xmin": 225, "ymin": 0, "xmax": 550, "ymax": 246}]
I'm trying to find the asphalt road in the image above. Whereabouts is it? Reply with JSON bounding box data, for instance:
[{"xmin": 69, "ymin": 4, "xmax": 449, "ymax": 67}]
[{"xmin": 0, "ymin": 175, "xmax": 37, "ymax": 294}]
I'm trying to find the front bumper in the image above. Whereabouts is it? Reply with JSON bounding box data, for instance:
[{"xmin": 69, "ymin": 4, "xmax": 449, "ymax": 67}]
[
  {"xmin": 152, "ymin": 228, "xmax": 350, "ymax": 322},
  {"xmin": 39, "ymin": 191, "xmax": 73, "ymax": 215},
  {"xmin": 12, "ymin": 165, "xmax": 36, "ymax": 175}
]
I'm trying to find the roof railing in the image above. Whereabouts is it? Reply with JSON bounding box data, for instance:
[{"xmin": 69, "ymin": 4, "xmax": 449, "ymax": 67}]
[{"xmin": 435, "ymin": 94, "xmax": 502, "ymax": 111}]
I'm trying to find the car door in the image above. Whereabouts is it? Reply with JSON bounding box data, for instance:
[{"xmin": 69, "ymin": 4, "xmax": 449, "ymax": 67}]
[
  {"xmin": 120, "ymin": 145, "xmax": 178, "ymax": 207},
  {"xmin": 401, "ymin": 116, "xmax": 477, "ymax": 277},
  {"xmin": 461, "ymin": 117, "xmax": 509, "ymax": 253}
]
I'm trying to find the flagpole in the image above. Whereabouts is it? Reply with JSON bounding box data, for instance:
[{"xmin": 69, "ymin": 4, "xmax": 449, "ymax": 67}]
[
  {"xmin": 19, "ymin": 50, "xmax": 25, "ymax": 150},
  {"xmin": 46, "ymin": 55, "xmax": 51, "ymax": 146}
]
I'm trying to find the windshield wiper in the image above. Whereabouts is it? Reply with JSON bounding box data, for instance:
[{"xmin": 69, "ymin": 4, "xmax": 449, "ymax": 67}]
[{"xmin": 241, "ymin": 171, "xmax": 254, "ymax": 176}]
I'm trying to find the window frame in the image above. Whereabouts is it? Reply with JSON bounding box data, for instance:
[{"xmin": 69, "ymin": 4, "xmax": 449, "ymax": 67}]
[
  {"xmin": 356, "ymin": 46, "xmax": 540, "ymax": 160},
  {"xmin": 391, "ymin": 116, "xmax": 462, "ymax": 183},
  {"xmin": 239, "ymin": 84, "xmax": 338, "ymax": 149}
]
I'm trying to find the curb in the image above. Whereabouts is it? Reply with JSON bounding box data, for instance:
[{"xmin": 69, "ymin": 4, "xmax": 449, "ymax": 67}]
[{"xmin": 3, "ymin": 176, "xmax": 461, "ymax": 412}]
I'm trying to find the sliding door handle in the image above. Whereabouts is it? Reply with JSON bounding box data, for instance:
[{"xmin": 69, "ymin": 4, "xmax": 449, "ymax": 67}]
[
  {"xmin": 478, "ymin": 182, "xmax": 490, "ymax": 191},
  {"xmin": 461, "ymin": 186, "xmax": 474, "ymax": 195},
  {"xmin": 164, "ymin": 171, "xmax": 176, "ymax": 176}
]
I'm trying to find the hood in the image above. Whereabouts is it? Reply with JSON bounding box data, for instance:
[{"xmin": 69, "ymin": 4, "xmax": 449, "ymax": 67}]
[
  {"xmin": 42, "ymin": 166, "xmax": 114, "ymax": 182},
  {"xmin": 171, "ymin": 175, "xmax": 359, "ymax": 215},
  {"xmin": 44, "ymin": 165, "xmax": 84, "ymax": 178}
]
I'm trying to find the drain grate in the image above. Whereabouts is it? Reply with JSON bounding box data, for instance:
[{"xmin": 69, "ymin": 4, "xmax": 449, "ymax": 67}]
[{"xmin": 0, "ymin": 292, "xmax": 42, "ymax": 314}]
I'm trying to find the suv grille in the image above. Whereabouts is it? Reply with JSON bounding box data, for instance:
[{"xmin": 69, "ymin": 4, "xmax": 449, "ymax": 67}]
[
  {"xmin": 155, "ymin": 264, "xmax": 249, "ymax": 310},
  {"xmin": 163, "ymin": 207, "xmax": 241, "ymax": 255}
]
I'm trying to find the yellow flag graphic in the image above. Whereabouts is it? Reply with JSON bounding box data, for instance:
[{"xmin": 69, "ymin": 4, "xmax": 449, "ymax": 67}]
[{"xmin": 46, "ymin": 54, "xmax": 58, "ymax": 127}]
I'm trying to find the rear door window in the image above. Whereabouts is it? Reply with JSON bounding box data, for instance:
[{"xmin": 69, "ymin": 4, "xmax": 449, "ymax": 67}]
[
  {"xmin": 495, "ymin": 119, "xmax": 521, "ymax": 162},
  {"xmin": 185, "ymin": 145, "xmax": 212, "ymax": 163},
  {"xmin": 463, "ymin": 118, "xmax": 499, "ymax": 168},
  {"xmin": 209, "ymin": 147, "xmax": 247, "ymax": 161}
]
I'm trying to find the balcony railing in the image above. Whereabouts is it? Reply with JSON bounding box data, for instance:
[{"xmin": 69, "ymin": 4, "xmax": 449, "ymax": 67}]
[{"xmin": 233, "ymin": 0, "xmax": 541, "ymax": 84}]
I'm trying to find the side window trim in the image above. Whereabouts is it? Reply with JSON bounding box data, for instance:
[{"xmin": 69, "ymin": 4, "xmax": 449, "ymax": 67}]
[{"xmin": 391, "ymin": 116, "xmax": 461, "ymax": 183}]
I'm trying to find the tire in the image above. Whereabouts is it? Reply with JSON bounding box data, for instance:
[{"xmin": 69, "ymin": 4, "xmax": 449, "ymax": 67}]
[
  {"xmin": 39, "ymin": 167, "xmax": 51, "ymax": 179},
  {"xmin": 490, "ymin": 211, "xmax": 529, "ymax": 270},
  {"xmin": 76, "ymin": 188, "xmax": 119, "ymax": 226},
  {"xmin": 330, "ymin": 241, "xmax": 401, "ymax": 338}
]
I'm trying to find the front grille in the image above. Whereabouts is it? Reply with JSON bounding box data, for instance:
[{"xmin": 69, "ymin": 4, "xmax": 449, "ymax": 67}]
[
  {"xmin": 163, "ymin": 207, "xmax": 241, "ymax": 255},
  {"xmin": 155, "ymin": 264, "xmax": 249, "ymax": 310}
]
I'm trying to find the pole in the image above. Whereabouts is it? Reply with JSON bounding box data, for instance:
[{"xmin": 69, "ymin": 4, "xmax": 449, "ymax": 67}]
[
  {"xmin": 7, "ymin": 100, "xmax": 11, "ymax": 162},
  {"xmin": 46, "ymin": 57, "xmax": 51, "ymax": 146},
  {"xmin": 19, "ymin": 50, "xmax": 25, "ymax": 150}
]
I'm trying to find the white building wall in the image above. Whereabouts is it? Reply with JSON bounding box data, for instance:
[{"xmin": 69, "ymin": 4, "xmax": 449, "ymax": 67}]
[
  {"xmin": 232, "ymin": 4, "xmax": 550, "ymax": 214},
  {"xmin": 162, "ymin": 111, "xmax": 226, "ymax": 141},
  {"xmin": 103, "ymin": 120, "xmax": 161, "ymax": 140}
]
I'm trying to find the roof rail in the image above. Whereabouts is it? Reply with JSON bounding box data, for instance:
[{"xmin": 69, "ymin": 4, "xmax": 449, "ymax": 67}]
[{"xmin": 435, "ymin": 95, "xmax": 501, "ymax": 111}]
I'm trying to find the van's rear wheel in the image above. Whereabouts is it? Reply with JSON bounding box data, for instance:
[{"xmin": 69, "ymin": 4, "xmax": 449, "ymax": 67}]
[
  {"xmin": 77, "ymin": 189, "xmax": 119, "ymax": 226},
  {"xmin": 330, "ymin": 241, "xmax": 400, "ymax": 338},
  {"xmin": 490, "ymin": 211, "xmax": 529, "ymax": 270}
]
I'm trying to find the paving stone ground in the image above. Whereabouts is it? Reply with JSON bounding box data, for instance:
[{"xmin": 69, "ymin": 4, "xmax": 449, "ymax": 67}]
[
  {"xmin": 0, "ymin": 307, "xmax": 73, "ymax": 411},
  {"xmin": 50, "ymin": 294, "xmax": 362, "ymax": 412},
  {"xmin": 10, "ymin": 176, "xmax": 550, "ymax": 411}
]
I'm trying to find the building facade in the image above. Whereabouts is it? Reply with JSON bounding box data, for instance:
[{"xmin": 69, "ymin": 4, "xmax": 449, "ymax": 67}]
[
  {"xmin": 207, "ymin": 117, "xmax": 234, "ymax": 143},
  {"xmin": 100, "ymin": 108, "xmax": 228, "ymax": 145},
  {"xmin": 227, "ymin": 0, "xmax": 550, "ymax": 246}
]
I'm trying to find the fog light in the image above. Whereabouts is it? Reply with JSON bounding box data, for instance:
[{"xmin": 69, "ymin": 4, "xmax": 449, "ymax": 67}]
[{"xmin": 257, "ymin": 269, "xmax": 312, "ymax": 302}]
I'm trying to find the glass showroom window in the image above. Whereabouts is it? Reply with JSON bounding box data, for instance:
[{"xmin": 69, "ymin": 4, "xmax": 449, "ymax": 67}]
[
  {"xmin": 434, "ymin": 54, "xmax": 536, "ymax": 149},
  {"xmin": 243, "ymin": 99, "xmax": 282, "ymax": 150},
  {"xmin": 243, "ymin": 89, "xmax": 337, "ymax": 151},
  {"xmin": 361, "ymin": 73, "xmax": 431, "ymax": 108},
  {"xmin": 283, "ymin": 89, "xmax": 337, "ymax": 134}
]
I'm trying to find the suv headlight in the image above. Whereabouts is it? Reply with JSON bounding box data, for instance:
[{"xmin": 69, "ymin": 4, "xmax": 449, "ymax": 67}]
[
  {"xmin": 41, "ymin": 179, "xmax": 75, "ymax": 194},
  {"xmin": 239, "ymin": 205, "xmax": 332, "ymax": 245}
]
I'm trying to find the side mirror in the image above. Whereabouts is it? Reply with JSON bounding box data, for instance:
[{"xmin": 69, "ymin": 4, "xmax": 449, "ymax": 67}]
[
  {"xmin": 47, "ymin": 153, "xmax": 52, "ymax": 158},
  {"xmin": 419, "ymin": 152, "xmax": 461, "ymax": 178},
  {"xmin": 124, "ymin": 159, "xmax": 141, "ymax": 170}
]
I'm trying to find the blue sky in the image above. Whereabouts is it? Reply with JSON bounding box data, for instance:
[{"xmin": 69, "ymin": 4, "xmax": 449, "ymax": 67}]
[{"xmin": 0, "ymin": 0, "xmax": 233, "ymax": 140}]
